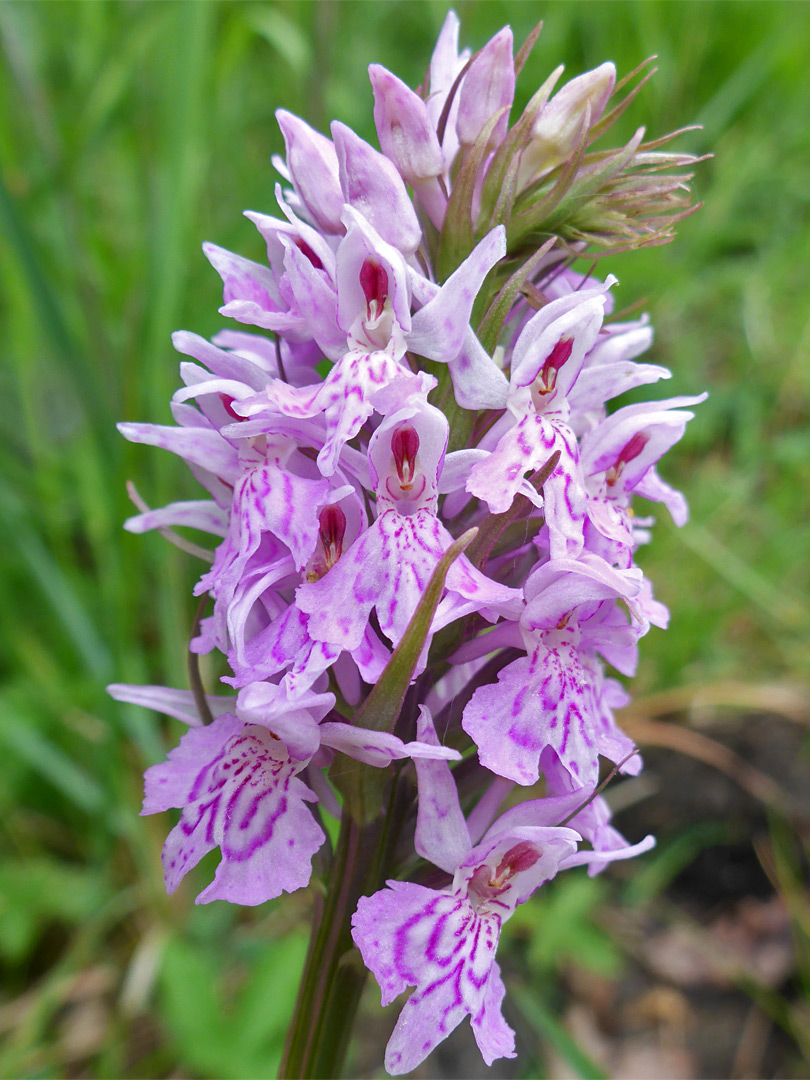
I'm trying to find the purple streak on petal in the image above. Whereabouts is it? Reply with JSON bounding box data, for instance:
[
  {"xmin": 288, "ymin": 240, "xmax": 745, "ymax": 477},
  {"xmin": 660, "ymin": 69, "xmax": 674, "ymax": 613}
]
[
  {"xmin": 467, "ymin": 414, "xmax": 586, "ymax": 558},
  {"xmin": 298, "ymin": 509, "xmax": 518, "ymax": 656},
  {"xmin": 152, "ymin": 716, "xmax": 324, "ymax": 905},
  {"xmin": 245, "ymin": 349, "xmax": 415, "ymax": 477},
  {"xmin": 229, "ymin": 604, "xmax": 311, "ymax": 686},
  {"xmin": 471, "ymin": 961, "xmax": 516, "ymax": 1066},
  {"xmin": 143, "ymin": 712, "xmax": 242, "ymax": 814},
  {"xmin": 353, "ymin": 883, "xmax": 498, "ymax": 1074},
  {"xmin": 235, "ymin": 680, "xmax": 333, "ymax": 761},
  {"xmin": 463, "ymin": 643, "xmax": 600, "ymax": 787}
]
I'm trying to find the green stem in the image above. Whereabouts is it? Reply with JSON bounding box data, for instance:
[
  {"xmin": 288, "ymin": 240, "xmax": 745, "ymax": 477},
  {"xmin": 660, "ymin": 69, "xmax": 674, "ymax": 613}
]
[
  {"xmin": 280, "ymin": 816, "xmax": 370, "ymax": 1078},
  {"xmin": 280, "ymin": 773, "xmax": 403, "ymax": 1080}
]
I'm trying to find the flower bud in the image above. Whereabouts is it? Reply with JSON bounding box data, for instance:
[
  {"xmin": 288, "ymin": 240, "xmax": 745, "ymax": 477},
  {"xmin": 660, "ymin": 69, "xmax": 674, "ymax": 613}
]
[
  {"xmin": 331, "ymin": 121, "xmax": 422, "ymax": 254},
  {"xmin": 369, "ymin": 64, "xmax": 444, "ymax": 183},
  {"xmin": 456, "ymin": 26, "xmax": 515, "ymax": 151},
  {"xmin": 518, "ymin": 62, "xmax": 616, "ymax": 189},
  {"xmin": 369, "ymin": 64, "xmax": 449, "ymax": 229},
  {"xmin": 276, "ymin": 110, "xmax": 344, "ymax": 234}
]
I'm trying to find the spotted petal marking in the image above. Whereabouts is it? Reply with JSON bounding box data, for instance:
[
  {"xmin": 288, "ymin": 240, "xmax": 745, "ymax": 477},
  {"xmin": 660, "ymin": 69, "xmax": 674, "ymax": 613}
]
[
  {"xmin": 463, "ymin": 639, "xmax": 599, "ymax": 787},
  {"xmin": 241, "ymin": 350, "xmax": 420, "ymax": 476},
  {"xmin": 352, "ymin": 882, "xmax": 514, "ymax": 1076},
  {"xmin": 298, "ymin": 508, "xmax": 516, "ymax": 655},
  {"xmin": 147, "ymin": 716, "xmax": 324, "ymax": 906},
  {"xmin": 467, "ymin": 414, "xmax": 585, "ymax": 558}
]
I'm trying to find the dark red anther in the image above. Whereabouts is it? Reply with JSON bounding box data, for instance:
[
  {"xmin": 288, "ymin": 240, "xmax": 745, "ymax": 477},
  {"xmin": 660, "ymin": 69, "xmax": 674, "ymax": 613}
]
[
  {"xmin": 467, "ymin": 841, "xmax": 542, "ymax": 909},
  {"xmin": 536, "ymin": 336, "xmax": 574, "ymax": 395},
  {"xmin": 494, "ymin": 841, "xmax": 542, "ymax": 880},
  {"xmin": 294, "ymin": 237, "xmax": 324, "ymax": 271},
  {"xmin": 618, "ymin": 430, "xmax": 649, "ymax": 466},
  {"xmin": 606, "ymin": 430, "xmax": 649, "ymax": 487},
  {"xmin": 359, "ymin": 259, "xmax": 389, "ymax": 319},
  {"xmin": 318, "ymin": 504, "xmax": 347, "ymax": 570},
  {"xmin": 219, "ymin": 394, "xmax": 243, "ymax": 421},
  {"xmin": 391, "ymin": 424, "xmax": 420, "ymax": 490}
]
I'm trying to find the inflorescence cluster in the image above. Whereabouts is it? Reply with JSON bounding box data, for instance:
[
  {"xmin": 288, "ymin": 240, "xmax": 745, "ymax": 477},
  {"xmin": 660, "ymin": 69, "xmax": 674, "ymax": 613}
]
[{"xmin": 110, "ymin": 13, "xmax": 704, "ymax": 1073}]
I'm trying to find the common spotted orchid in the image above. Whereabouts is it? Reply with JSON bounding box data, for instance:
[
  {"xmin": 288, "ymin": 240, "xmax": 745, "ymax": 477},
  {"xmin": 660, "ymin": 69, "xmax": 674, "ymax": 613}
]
[{"xmin": 111, "ymin": 11, "xmax": 703, "ymax": 1076}]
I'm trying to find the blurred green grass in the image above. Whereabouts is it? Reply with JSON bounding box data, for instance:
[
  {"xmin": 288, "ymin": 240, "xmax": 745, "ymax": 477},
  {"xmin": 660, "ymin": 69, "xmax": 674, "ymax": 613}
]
[{"xmin": 1, "ymin": 1, "xmax": 809, "ymax": 1076}]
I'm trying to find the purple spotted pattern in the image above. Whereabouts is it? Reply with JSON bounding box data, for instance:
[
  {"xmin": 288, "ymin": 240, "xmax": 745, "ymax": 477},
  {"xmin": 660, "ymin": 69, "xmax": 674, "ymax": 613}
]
[
  {"xmin": 352, "ymin": 827, "xmax": 580, "ymax": 1074},
  {"xmin": 143, "ymin": 714, "xmax": 324, "ymax": 905}
]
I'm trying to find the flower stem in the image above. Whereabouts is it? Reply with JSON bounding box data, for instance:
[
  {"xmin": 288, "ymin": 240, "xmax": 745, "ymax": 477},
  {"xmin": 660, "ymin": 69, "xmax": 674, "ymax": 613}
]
[{"xmin": 280, "ymin": 799, "xmax": 395, "ymax": 1079}]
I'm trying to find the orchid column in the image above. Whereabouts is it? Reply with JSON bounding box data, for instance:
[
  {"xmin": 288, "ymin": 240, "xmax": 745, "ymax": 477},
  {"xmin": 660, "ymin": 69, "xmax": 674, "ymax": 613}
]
[{"xmin": 110, "ymin": 12, "xmax": 704, "ymax": 1078}]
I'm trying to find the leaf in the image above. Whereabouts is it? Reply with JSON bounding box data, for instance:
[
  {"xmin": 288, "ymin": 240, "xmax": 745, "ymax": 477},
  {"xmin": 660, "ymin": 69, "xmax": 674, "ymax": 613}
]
[
  {"xmin": 476, "ymin": 238, "xmax": 557, "ymax": 355},
  {"xmin": 508, "ymin": 103, "xmax": 601, "ymax": 247},
  {"xmin": 0, "ymin": 475, "xmax": 111, "ymax": 682},
  {"xmin": 513, "ymin": 20, "xmax": 544, "ymax": 79},
  {"xmin": 245, "ymin": 6, "xmax": 313, "ymax": 77},
  {"xmin": 0, "ymin": 693, "xmax": 106, "ymax": 814},
  {"xmin": 232, "ymin": 932, "xmax": 308, "ymax": 1060},
  {"xmin": 529, "ymin": 127, "xmax": 644, "ymax": 238},
  {"xmin": 159, "ymin": 938, "xmax": 230, "ymax": 1076},
  {"xmin": 509, "ymin": 873, "xmax": 622, "ymax": 979},
  {"xmin": 437, "ymin": 109, "xmax": 508, "ymax": 280},
  {"xmin": 0, "ymin": 165, "xmax": 114, "ymax": 447},
  {"xmin": 624, "ymin": 822, "xmax": 731, "ymax": 906}
]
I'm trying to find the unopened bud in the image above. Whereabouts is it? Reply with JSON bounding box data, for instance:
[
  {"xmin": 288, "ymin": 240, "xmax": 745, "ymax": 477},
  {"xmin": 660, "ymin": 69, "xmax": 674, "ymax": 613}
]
[
  {"xmin": 369, "ymin": 64, "xmax": 444, "ymax": 183},
  {"xmin": 276, "ymin": 110, "xmax": 344, "ymax": 234},
  {"xmin": 456, "ymin": 27, "xmax": 515, "ymax": 151},
  {"xmin": 331, "ymin": 122, "xmax": 422, "ymax": 254},
  {"xmin": 518, "ymin": 62, "xmax": 616, "ymax": 189}
]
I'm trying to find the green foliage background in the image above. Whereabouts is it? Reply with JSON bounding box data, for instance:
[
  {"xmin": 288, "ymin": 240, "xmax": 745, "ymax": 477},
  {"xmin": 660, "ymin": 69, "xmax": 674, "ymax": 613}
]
[{"xmin": 1, "ymin": 1, "xmax": 809, "ymax": 1076}]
